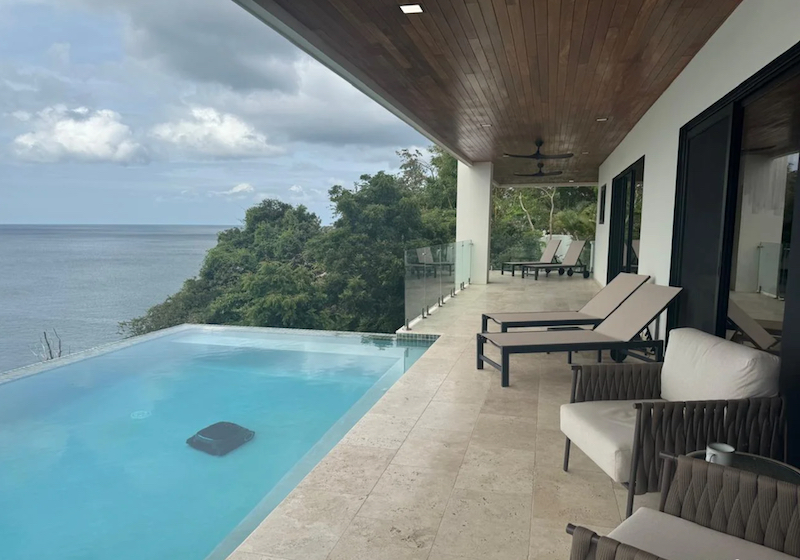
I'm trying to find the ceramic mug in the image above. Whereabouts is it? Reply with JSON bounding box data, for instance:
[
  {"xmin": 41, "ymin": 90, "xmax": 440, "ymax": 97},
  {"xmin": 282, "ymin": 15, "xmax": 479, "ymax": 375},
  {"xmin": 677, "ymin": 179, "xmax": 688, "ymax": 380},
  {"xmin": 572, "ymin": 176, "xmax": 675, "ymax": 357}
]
[{"xmin": 705, "ymin": 443, "xmax": 735, "ymax": 466}]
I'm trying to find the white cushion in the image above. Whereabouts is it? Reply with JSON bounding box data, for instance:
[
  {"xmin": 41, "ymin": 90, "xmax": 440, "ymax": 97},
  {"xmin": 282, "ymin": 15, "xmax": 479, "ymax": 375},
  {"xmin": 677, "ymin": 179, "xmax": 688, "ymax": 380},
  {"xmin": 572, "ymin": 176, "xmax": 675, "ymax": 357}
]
[
  {"xmin": 660, "ymin": 328, "xmax": 780, "ymax": 402},
  {"xmin": 560, "ymin": 400, "xmax": 662, "ymax": 482},
  {"xmin": 609, "ymin": 507, "xmax": 796, "ymax": 560}
]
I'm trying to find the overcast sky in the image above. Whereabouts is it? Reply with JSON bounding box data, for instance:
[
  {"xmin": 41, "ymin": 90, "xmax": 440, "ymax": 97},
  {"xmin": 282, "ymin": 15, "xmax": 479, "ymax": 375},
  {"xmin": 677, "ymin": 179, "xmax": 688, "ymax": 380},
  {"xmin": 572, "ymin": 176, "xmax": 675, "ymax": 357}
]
[{"xmin": 0, "ymin": 0, "xmax": 427, "ymax": 225}]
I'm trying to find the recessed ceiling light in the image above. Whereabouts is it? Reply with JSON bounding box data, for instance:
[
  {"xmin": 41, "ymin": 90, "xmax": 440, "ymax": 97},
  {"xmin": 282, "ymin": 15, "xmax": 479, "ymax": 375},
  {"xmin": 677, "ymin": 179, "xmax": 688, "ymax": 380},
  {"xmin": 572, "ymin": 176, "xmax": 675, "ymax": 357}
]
[
  {"xmin": 581, "ymin": 151, "xmax": 590, "ymax": 155},
  {"xmin": 400, "ymin": 4, "xmax": 423, "ymax": 14},
  {"xmin": 569, "ymin": 180, "xmax": 575, "ymax": 183},
  {"xmin": 480, "ymin": 123, "xmax": 492, "ymax": 128},
  {"xmin": 596, "ymin": 117, "xmax": 609, "ymax": 122}
]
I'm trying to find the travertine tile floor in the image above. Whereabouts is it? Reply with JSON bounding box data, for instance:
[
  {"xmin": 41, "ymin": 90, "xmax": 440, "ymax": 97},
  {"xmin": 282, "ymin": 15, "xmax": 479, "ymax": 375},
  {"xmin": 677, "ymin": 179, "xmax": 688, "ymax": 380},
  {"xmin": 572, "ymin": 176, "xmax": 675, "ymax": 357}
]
[{"xmin": 229, "ymin": 272, "xmax": 659, "ymax": 560}]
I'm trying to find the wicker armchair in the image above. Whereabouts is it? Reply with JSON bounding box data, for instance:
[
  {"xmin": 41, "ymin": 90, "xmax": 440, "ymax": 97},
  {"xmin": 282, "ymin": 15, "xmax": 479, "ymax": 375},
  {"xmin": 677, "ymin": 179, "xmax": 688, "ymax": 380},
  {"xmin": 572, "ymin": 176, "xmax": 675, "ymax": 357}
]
[
  {"xmin": 567, "ymin": 455, "xmax": 800, "ymax": 559},
  {"xmin": 560, "ymin": 328, "xmax": 785, "ymax": 518}
]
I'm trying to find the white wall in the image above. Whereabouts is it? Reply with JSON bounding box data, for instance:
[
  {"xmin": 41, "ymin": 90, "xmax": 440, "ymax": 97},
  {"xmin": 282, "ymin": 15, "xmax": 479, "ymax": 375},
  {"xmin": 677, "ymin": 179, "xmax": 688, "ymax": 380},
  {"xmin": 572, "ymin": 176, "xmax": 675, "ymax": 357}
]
[
  {"xmin": 733, "ymin": 155, "xmax": 789, "ymax": 292},
  {"xmin": 456, "ymin": 161, "xmax": 493, "ymax": 284},
  {"xmin": 594, "ymin": 0, "xmax": 800, "ymax": 290}
]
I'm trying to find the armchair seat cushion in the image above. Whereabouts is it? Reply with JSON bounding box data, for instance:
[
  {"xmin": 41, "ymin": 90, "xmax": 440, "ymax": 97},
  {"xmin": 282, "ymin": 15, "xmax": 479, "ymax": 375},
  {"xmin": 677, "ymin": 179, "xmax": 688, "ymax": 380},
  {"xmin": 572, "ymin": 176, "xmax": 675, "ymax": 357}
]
[
  {"xmin": 560, "ymin": 400, "xmax": 662, "ymax": 482},
  {"xmin": 609, "ymin": 507, "xmax": 797, "ymax": 560},
  {"xmin": 660, "ymin": 328, "xmax": 780, "ymax": 401}
]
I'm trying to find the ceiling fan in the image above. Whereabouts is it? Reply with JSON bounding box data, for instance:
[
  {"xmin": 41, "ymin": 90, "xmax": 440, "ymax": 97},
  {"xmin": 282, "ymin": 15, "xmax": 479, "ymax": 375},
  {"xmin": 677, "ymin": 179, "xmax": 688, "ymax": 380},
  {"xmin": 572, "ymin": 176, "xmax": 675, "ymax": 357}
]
[
  {"xmin": 503, "ymin": 139, "xmax": 574, "ymax": 160},
  {"xmin": 514, "ymin": 162, "xmax": 563, "ymax": 177}
]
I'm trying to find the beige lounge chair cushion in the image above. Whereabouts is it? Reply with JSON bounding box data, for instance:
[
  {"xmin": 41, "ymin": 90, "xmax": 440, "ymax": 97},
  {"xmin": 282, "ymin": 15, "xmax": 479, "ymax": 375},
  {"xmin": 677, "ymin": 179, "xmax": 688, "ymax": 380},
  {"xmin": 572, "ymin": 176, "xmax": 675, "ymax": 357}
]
[
  {"xmin": 609, "ymin": 507, "xmax": 797, "ymax": 560},
  {"xmin": 560, "ymin": 400, "xmax": 662, "ymax": 483},
  {"xmin": 660, "ymin": 328, "xmax": 780, "ymax": 402}
]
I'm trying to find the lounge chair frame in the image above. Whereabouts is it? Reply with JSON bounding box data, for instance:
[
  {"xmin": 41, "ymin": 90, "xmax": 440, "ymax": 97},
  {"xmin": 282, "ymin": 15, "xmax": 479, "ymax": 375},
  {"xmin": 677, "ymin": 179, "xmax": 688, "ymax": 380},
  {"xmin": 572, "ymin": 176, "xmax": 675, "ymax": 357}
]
[
  {"xmin": 521, "ymin": 239, "xmax": 589, "ymax": 279},
  {"xmin": 520, "ymin": 258, "xmax": 590, "ymax": 279},
  {"xmin": 477, "ymin": 333, "xmax": 663, "ymax": 387},
  {"xmin": 500, "ymin": 238, "xmax": 561, "ymax": 277},
  {"xmin": 480, "ymin": 313, "xmax": 602, "ymax": 332},
  {"xmin": 477, "ymin": 284, "xmax": 680, "ymax": 387},
  {"xmin": 481, "ymin": 272, "xmax": 650, "ymax": 332}
]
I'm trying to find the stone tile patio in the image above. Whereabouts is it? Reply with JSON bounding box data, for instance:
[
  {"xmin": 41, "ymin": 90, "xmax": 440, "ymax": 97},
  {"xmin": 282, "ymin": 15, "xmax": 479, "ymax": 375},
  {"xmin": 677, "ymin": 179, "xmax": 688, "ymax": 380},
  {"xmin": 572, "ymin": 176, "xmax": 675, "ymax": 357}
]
[{"xmin": 229, "ymin": 271, "xmax": 659, "ymax": 560}]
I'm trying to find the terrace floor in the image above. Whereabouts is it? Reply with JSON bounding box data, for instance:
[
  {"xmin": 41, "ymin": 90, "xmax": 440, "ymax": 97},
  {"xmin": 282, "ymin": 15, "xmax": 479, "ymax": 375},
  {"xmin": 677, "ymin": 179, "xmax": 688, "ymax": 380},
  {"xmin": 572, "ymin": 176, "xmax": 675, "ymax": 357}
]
[{"xmin": 229, "ymin": 271, "xmax": 659, "ymax": 560}]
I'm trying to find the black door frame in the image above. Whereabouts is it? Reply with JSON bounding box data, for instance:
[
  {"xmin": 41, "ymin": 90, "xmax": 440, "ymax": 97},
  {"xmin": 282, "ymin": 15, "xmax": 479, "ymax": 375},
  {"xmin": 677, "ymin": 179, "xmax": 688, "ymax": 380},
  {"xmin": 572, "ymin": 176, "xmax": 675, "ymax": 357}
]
[
  {"xmin": 670, "ymin": 40, "xmax": 800, "ymax": 464},
  {"xmin": 607, "ymin": 156, "xmax": 645, "ymax": 283},
  {"xmin": 669, "ymin": 104, "xmax": 743, "ymax": 336}
]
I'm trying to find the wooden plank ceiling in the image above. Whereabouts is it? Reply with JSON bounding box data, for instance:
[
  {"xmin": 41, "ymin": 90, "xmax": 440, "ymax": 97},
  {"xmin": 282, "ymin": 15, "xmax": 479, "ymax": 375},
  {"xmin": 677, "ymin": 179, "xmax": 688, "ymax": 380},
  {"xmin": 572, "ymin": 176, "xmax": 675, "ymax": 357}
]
[
  {"xmin": 250, "ymin": 0, "xmax": 743, "ymax": 184},
  {"xmin": 743, "ymin": 72, "xmax": 800, "ymax": 159}
]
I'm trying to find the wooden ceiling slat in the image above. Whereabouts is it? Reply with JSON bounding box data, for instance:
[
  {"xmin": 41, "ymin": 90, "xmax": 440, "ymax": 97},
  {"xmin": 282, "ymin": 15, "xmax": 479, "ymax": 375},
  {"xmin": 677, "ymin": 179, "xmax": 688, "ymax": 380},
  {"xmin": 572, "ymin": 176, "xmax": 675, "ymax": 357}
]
[{"xmin": 258, "ymin": 0, "xmax": 743, "ymax": 183}]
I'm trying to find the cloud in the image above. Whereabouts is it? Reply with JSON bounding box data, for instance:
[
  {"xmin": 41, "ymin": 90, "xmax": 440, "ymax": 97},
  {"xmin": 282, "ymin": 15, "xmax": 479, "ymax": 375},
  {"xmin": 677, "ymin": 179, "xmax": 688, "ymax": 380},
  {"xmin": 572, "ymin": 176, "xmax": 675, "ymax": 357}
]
[
  {"xmin": 12, "ymin": 105, "xmax": 147, "ymax": 163},
  {"xmin": 62, "ymin": 0, "xmax": 302, "ymax": 92},
  {"xmin": 214, "ymin": 182, "xmax": 255, "ymax": 197},
  {"xmin": 151, "ymin": 107, "xmax": 284, "ymax": 159},
  {"xmin": 200, "ymin": 59, "xmax": 426, "ymax": 148},
  {"xmin": 289, "ymin": 184, "xmax": 303, "ymax": 193}
]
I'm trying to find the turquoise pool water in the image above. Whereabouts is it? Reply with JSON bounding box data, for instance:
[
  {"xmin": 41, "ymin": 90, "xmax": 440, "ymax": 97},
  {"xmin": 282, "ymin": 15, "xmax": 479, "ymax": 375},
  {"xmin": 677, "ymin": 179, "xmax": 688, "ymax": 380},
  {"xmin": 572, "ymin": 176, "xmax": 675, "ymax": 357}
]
[{"xmin": 0, "ymin": 326, "xmax": 433, "ymax": 560}]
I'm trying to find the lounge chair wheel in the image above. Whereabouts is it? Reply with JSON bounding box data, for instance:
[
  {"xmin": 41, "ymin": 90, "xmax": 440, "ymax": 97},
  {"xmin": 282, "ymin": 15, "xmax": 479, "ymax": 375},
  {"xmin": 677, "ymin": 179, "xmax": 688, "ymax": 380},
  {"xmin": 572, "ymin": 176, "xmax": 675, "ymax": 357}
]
[
  {"xmin": 583, "ymin": 271, "xmax": 590, "ymax": 278},
  {"xmin": 558, "ymin": 268, "xmax": 565, "ymax": 276},
  {"xmin": 610, "ymin": 349, "xmax": 628, "ymax": 363},
  {"xmin": 567, "ymin": 269, "xmax": 574, "ymax": 277}
]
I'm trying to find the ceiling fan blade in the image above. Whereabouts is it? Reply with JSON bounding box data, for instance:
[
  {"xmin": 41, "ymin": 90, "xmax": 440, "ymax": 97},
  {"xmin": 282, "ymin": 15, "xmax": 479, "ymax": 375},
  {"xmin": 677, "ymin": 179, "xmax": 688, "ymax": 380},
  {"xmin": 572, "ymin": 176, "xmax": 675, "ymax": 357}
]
[
  {"xmin": 538, "ymin": 152, "xmax": 574, "ymax": 159},
  {"xmin": 513, "ymin": 171, "xmax": 564, "ymax": 177},
  {"xmin": 503, "ymin": 153, "xmax": 538, "ymax": 159}
]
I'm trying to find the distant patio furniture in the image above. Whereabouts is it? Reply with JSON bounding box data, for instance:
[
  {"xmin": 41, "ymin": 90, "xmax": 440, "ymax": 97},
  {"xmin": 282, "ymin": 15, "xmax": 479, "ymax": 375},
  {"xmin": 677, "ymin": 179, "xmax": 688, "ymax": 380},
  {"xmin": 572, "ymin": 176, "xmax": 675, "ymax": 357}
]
[
  {"xmin": 521, "ymin": 239, "xmax": 589, "ymax": 279},
  {"xmin": 477, "ymin": 284, "xmax": 682, "ymax": 387},
  {"xmin": 500, "ymin": 238, "xmax": 561, "ymax": 276},
  {"xmin": 727, "ymin": 297, "xmax": 779, "ymax": 351},
  {"xmin": 567, "ymin": 454, "xmax": 800, "ymax": 560},
  {"xmin": 561, "ymin": 327, "xmax": 784, "ymax": 518},
  {"xmin": 412, "ymin": 246, "xmax": 454, "ymax": 278},
  {"xmin": 481, "ymin": 272, "xmax": 650, "ymax": 332}
]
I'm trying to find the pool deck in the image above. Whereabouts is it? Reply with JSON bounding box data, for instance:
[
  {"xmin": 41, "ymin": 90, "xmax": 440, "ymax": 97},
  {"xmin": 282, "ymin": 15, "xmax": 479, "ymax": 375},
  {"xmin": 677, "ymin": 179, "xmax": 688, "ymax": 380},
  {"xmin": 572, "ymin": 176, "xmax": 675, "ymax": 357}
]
[{"xmin": 228, "ymin": 271, "xmax": 659, "ymax": 560}]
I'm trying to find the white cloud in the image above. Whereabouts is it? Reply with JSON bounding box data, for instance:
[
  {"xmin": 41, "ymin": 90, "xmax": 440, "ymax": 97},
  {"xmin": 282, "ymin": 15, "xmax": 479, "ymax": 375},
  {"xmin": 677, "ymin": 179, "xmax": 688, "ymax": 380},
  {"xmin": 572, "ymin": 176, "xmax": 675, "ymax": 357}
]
[
  {"xmin": 12, "ymin": 105, "xmax": 147, "ymax": 164},
  {"xmin": 289, "ymin": 184, "xmax": 303, "ymax": 193},
  {"xmin": 151, "ymin": 107, "xmax": 284, "ymax": 159},
  {"xmin": 10, "ymin": 110, "xmax": 31, "ymax": 121},
  {"xmin": 214, "ymin": 182, "xmax": 254, "ymax": 196}
]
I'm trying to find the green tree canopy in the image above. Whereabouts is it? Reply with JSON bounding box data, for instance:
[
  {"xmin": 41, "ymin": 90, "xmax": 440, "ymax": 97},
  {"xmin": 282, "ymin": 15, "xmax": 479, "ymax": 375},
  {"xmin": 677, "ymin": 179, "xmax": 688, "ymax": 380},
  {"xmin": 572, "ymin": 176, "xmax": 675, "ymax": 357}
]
[{"xmin": 121, "ymin": 147, "xmax": 597, "ymax": 336}]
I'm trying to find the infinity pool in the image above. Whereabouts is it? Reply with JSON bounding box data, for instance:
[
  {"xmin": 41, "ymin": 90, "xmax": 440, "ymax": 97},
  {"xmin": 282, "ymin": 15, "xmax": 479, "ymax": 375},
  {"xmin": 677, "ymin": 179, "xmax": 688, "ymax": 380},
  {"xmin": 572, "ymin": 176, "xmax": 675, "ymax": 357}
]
[{"xmin": 0, "ymin": 326, "xmax": 433, "ymax": 560}]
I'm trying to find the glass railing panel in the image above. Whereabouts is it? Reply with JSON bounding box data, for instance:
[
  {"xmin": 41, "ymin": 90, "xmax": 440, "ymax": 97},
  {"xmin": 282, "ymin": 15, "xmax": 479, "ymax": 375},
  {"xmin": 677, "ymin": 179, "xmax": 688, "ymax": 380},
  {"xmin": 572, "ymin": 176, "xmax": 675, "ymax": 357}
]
[
  {"xmin": 404, "ymin": 241, "xmax": 472, "ymax": 328},
  {"xmin": 758, "ymin": 242, "xmax": 781, "ymax": 298}
]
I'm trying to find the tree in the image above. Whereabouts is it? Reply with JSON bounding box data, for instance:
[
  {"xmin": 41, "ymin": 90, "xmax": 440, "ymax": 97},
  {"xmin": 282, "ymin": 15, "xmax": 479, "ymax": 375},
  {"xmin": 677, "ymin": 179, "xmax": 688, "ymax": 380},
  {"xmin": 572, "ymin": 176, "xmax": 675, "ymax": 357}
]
[{"xmin": 121, "ymin": 146, "xmax": 597, "ymax": 337}]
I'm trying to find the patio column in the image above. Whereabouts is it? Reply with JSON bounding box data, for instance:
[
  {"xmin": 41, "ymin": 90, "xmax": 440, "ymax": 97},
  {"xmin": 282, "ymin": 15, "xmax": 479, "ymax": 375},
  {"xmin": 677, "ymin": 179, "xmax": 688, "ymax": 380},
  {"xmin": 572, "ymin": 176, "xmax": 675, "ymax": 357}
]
[{"xmin": 456, "ymin": 161, "xmax": 493, "ymax": 284}]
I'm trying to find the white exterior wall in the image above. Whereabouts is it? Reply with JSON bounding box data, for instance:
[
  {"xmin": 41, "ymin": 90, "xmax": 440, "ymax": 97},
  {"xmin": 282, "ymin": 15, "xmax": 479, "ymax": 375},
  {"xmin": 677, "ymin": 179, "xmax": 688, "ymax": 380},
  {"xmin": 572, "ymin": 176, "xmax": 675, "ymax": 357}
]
[
  {"xmin": 594, "ymin": 0, "xmax": 800, "ymax": 289},
  {"xmin": 456, "ymin": 161, "xmax": 493, "ymax": 284},
  {"xmin": 733, "ymin": 155, "xmax": 789, "ymax": 293}
]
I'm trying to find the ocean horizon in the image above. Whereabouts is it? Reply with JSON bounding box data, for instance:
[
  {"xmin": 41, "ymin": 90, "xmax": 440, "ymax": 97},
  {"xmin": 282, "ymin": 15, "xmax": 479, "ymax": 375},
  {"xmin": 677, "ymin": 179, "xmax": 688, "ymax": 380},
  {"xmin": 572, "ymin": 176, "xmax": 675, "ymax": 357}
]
[{"xmin": 0, "ymin": 224, "xmax": 229, "ymax": 372}]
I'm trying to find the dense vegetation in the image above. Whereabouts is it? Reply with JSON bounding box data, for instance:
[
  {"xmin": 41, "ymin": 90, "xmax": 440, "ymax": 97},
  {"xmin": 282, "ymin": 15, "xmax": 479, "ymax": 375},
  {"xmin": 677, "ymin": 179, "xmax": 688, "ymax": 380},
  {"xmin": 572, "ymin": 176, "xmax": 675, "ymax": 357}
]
[{"xmin": 121, "ymin": 147, "xmax": 596, "ymax": 336}]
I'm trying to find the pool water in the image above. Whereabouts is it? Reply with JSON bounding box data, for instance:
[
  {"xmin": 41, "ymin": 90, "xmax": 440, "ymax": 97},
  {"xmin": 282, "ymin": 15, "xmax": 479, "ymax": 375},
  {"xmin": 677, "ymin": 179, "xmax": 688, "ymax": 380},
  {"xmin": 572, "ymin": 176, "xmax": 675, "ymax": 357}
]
[{"xmin": 0, "ymin": 326, "xmax": 433, "ymax": 560}]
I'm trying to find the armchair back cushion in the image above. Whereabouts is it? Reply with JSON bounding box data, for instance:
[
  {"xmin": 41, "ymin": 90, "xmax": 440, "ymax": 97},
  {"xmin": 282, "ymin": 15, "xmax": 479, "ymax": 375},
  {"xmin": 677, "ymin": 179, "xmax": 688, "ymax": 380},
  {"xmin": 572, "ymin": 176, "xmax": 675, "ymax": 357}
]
[{"xmin": 660, "ymin": 328, "xmax": 780, "ymax": 401}]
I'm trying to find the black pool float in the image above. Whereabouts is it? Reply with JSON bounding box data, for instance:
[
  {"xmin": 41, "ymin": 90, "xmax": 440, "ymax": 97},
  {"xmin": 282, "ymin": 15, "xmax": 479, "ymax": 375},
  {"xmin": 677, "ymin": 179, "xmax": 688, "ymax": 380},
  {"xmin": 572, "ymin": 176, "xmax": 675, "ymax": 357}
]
[{"xmin": 187, "ymin": 422, "xmax": 255, "ymax": 456}]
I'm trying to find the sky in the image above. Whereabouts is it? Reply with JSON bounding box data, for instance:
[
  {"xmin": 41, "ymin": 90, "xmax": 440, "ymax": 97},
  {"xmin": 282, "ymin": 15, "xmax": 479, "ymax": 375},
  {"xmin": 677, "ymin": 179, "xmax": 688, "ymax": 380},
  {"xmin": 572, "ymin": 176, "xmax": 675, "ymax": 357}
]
[{"xmin": 0, "ymin": 0, "xmax": 428, "ymax": 225}]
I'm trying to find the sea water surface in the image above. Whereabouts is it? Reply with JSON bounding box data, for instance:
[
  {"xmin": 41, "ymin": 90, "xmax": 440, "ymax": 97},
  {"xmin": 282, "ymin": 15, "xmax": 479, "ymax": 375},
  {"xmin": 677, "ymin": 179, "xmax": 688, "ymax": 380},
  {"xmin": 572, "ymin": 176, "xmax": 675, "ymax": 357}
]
[{"xmin": 0, "ymin": 225, "xmax": 225, "ymax": 372}]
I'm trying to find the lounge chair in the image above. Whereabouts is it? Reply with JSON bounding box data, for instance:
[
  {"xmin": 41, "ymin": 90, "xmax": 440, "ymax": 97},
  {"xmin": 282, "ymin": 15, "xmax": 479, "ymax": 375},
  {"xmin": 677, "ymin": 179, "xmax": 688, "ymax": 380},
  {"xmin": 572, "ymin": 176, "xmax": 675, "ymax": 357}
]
[
  {"xmin": 567, "ymin": 454, "xmax": 799, "ymax": 560},
  {"xmin": 500, "ymin": 238, "xmax": 561, "ymax": 277},
  {"xmin": 481, "ymin": 272, "xmax": 650, "ymax": 332},
  {"xmin": 476, "ymin": 284, "xmax": 682, "ymax": 387},
  {"xmin": 521, "ymin": 239, "xmax": 589, "ymax": 279},
  {"xmin": 561, "ymin": 327, "xmax": 783, "ymax": 517},
  {"xmin": 727, "ymin": 297, "xmax": 779, "ymax": 351}
]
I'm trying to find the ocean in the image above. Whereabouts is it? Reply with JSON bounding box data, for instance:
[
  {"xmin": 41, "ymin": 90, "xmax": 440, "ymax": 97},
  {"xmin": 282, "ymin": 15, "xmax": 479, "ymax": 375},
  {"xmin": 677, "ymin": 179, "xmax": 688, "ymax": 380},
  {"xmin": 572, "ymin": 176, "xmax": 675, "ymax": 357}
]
[{"xmin": 0, "ymin": 225, "xmax": 226, "ymax": 373}]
